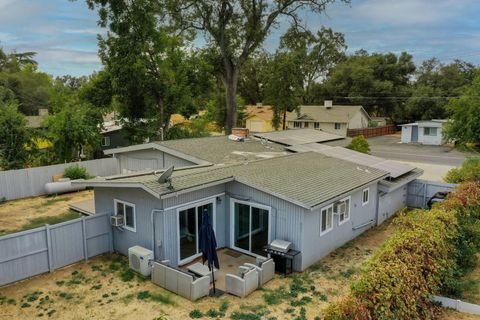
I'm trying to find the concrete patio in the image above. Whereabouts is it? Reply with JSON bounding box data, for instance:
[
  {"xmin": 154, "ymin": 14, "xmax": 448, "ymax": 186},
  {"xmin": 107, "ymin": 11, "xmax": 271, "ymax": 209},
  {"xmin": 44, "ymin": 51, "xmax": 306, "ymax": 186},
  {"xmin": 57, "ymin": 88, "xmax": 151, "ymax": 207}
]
[{"xmin": 184, "ymin": 248, "xmax": 256, "ymax": 292}]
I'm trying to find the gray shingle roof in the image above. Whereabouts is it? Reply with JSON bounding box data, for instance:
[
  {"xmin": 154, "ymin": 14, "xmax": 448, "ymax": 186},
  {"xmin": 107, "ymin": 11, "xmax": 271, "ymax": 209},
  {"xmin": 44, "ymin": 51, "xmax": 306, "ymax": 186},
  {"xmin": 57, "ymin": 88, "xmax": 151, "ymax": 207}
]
[
  {"xmin": 81, "ymin": 152, "xmax": 388, "ymax": 209},
  {"xmin": 287, "ymin": 105, "xmax": 370, "ymax": 123}
]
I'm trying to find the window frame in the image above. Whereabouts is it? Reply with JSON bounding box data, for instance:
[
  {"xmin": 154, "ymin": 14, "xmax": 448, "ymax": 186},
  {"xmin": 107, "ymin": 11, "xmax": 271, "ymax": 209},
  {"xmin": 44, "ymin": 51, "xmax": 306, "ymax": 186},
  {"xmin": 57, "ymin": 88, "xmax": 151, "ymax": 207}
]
[
  {"xmin": 362, "ymin": 188, "xmax": 370, "ymax": 206},
  {"xmin": 101, "ymin": 136, "xmax": 111, "ymax": 147},
  {"xmin": 320, "ymin": 204, "xmax": 334, "ymax": 236},
  {"xmin": 114, "ymin": 199, "xmax": 136, "ymax": 232},
  {"xmin": 293, "ymin": 122, "xmax": 302, "ymax": 128},
  {"xmin": 337, "ymin": 196, "xmax": 351, "ymax": 225},
  {"xmin": 423, "ymin": 127, "xmax": 437, "ymax": 136},
  {"xmin": 334, "ymin": 123, "xmax": 341, "ymax": 130},
  {"xmin": 314, "ymin": 122, "xmax": 320, "ymax": 129}
]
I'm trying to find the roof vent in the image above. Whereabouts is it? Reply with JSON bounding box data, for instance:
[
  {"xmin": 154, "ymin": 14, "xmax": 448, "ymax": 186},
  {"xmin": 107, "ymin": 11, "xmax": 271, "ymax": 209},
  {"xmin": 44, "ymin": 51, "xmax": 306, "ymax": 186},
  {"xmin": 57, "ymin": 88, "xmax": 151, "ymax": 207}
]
[{"xmin": 324, "ymin": 100, "xmax": 333, "ymax": 109}]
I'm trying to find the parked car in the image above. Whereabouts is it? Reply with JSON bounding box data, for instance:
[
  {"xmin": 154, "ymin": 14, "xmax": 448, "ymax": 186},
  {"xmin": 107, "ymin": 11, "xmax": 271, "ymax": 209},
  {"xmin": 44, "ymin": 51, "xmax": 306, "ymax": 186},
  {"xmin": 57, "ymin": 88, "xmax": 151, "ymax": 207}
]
[{"xmin": 427, "ymin": 191, "xmax": 451, "ymax": 209}]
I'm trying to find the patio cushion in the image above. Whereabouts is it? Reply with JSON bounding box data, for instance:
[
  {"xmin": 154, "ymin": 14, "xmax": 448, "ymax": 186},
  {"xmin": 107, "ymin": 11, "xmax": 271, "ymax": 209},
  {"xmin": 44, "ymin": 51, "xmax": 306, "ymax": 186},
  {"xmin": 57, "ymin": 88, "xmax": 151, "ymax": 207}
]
[
  {"xmin": 165, "ymin": 267, "xmax": 178, "ymax": 293},
  {"xmin": 177, "ymin": 272, "xmax": 194, "ymax": 299}
]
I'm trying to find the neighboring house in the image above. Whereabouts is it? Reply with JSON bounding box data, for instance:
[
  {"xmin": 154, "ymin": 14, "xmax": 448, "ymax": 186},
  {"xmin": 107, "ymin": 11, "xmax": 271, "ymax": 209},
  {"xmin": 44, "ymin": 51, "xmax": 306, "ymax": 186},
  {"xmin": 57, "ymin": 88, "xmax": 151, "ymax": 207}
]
[
  {"xmin": 76, "ymin": 131, "xmax": 422, "ymax": 272},
  {"xmin": 287, "ymin": 101, "xmax": 371, "ymax": 136},
  {"xmin": 101, "ymin": 121, "xmax": 129, "ymax": 151},
  {"xmin": 401, "ymin": 120, "xmax": 448, "ymax": 145},
  {"xmin": 244, "ymin": 105, "xmax": 289, "ymax": 132},
  {"xmin": 371, "ymin": 117, "xmax": 388, "ymax": 127},
  {"xmin": 26, "ymin": 108, "xmax": 49, "ymax": 128}
]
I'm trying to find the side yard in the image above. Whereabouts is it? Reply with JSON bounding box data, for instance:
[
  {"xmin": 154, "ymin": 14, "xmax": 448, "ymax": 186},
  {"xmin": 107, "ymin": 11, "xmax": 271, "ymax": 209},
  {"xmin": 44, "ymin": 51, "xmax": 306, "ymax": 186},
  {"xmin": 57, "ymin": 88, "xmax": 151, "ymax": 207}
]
[
  {"xmin": 0, "ymin": 216, "xmax": 396, "ymax": 320},
  {"xmin": 0, "ymin": 190, "xmax": 93, "ymax": 236}
]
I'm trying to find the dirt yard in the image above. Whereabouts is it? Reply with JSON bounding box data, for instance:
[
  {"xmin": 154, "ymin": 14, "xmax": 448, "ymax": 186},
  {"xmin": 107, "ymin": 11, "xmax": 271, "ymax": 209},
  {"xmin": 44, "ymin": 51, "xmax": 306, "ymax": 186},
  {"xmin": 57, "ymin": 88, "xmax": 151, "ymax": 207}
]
[
  {"xmin": 0, "ymin": 217, "xmax": 399, "ymax": 320},
  {"xmin": 0, "ymin": 190, "xmax": 93, "ymax": 235}
]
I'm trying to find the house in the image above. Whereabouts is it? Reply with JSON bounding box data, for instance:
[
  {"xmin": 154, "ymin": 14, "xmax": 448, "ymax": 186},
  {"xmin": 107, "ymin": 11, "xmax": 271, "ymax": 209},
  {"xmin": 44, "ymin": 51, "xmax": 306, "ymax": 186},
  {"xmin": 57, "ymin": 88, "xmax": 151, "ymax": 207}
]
[
  {"xmin": 401, "ymin": 120, "xmax": 448, "ymax": 145},
  {"xmin": 76, "ymin": 131, "xmax": 422, "ymax": 272},
  {"xmin": 76, "ymin": 152, "xmax": 388, "ymax": 271},
  {"xmin": 244, "ymin": 105, "xmax": 288, "ymax": 132},
  {"xmin": 26, "ymin": 108, "xmax": 49, "ymax": 128},
  {"xmin": 287, "ymin": 101, "xmax": 371, "ymax": 136},
  {"xmin": 100, "ymin": 120, "xmax": 129, "ymax": 151}
]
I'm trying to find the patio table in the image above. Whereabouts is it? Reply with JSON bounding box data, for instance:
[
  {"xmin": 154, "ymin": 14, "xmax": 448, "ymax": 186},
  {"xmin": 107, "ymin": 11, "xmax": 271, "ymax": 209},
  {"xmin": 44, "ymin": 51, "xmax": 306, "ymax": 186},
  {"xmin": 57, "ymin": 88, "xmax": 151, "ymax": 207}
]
[{"xmin": 187, "ymin": 262, "xmax": 218, "ymax": 283}]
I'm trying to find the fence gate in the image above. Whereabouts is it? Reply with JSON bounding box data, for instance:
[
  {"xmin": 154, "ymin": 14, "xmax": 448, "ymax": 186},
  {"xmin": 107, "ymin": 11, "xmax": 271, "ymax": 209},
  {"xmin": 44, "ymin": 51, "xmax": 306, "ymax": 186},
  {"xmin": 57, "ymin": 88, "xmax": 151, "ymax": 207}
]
[{"xmin": 407, "ymin": 179, "xmax": 457, "ymax": 209}]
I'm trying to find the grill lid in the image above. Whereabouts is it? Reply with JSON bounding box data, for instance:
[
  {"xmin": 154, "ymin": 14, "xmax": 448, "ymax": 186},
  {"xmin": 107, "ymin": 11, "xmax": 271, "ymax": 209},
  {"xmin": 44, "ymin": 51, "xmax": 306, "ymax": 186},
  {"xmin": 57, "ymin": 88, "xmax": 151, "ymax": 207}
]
[{"xmin": 270, "ymin": 239, "xmax": 292, "ymax": 252}]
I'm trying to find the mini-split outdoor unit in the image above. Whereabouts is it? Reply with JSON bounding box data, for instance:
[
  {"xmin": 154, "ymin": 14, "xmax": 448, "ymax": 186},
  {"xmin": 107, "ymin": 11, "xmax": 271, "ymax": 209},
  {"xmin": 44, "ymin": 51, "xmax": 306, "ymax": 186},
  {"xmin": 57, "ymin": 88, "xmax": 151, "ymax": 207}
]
[
  {"xmin": 110, "ymin": 215, "xmax": 124, "ymax": 227},
  {"xmin": 128, "ymin": 246, "xmax": 153, "ymax": 277}
]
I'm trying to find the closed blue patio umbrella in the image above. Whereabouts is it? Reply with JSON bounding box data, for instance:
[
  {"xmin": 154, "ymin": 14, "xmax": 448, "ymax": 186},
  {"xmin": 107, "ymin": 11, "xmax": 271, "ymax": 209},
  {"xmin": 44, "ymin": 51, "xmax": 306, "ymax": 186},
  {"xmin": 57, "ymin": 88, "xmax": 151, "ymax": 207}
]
[{"xmin": 198, "ymin": 209, "xmax": 220, "ymax": 294}]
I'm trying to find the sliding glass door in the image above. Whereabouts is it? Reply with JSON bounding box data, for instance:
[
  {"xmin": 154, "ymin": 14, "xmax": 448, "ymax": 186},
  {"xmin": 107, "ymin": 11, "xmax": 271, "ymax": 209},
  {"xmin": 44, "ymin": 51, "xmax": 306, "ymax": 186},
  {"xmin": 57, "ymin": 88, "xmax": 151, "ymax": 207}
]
[
  {"xmin": 231, "ymin": 200, "xmax": 270, "ymax": 256},
  {"xmin": 178, "ymin": 201, "xmax": 214, "ymax": 264}
]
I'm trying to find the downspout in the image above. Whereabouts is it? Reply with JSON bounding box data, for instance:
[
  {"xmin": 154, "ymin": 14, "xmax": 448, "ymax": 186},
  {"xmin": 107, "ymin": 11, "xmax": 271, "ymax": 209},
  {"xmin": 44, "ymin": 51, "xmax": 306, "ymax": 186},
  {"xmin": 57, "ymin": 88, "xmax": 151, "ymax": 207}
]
[{"xmin": 151, "ymin": 209, "xmax": 164, "ymax": 261}]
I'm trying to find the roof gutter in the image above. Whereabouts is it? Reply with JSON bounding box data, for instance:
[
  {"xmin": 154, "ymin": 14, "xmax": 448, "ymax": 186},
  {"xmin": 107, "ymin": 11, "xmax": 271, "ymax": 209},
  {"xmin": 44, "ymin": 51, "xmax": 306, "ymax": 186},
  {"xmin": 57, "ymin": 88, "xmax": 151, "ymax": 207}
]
[{"xmin": 72, "ymin": 181, "xmax": 161, "ymax": 199}]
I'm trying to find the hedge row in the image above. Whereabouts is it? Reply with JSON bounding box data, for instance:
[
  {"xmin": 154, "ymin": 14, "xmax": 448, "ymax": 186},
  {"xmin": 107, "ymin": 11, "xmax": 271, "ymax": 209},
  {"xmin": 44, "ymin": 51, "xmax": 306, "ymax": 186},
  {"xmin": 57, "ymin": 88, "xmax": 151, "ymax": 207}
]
[{"xmin": 323, "ymin": 182, "xmax": 480, "ymax": 320}]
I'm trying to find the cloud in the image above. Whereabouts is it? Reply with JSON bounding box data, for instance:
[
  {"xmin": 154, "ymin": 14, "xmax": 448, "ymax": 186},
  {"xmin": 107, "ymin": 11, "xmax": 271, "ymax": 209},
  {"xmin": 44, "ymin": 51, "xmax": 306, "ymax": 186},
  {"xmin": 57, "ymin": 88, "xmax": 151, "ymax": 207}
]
[
  {"xmin": 0, "ymin": 32, "xmax": 17, "ymax": 43},
  {"xmin": 63, "ymin": 28, "xmax": 103, "ymax": 35}
]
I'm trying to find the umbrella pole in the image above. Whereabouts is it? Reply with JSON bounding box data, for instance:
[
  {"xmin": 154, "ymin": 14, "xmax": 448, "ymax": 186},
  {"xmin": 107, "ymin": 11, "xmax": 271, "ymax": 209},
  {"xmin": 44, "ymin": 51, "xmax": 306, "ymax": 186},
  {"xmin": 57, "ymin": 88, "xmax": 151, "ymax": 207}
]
[{"xmin": 212, "ymin": 268, "xmax": 216, "ymax": 293}]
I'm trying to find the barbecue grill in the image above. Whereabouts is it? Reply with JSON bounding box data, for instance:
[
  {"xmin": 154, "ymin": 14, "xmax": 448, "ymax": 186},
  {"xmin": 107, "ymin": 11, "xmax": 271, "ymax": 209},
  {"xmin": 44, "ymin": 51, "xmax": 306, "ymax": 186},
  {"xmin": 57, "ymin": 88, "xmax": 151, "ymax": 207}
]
[{"xmin": 263, "ymin": 240, "xmax": 300, "ymax": 276}]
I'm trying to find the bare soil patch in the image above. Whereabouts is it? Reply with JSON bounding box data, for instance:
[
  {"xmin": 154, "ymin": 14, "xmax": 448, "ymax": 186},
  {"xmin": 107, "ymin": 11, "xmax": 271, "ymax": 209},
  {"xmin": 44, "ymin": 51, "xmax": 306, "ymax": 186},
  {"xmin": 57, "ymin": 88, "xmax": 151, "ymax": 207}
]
[
  {"xmin": 0, "ymin": 217, "xmax": 397, "ymax": 320},
  {"xmin": 0, "ymin": 190, "xmax": 93, "ymax": 235}
]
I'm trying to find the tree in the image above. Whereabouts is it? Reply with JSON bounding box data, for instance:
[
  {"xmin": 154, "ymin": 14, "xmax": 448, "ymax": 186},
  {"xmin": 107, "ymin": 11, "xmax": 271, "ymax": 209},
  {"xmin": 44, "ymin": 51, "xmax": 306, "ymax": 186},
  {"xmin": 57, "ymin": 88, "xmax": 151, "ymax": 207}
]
[
  {"xmin": 444, "ymin": 72, "xmax": 480, "ymax": 146},
  {"xmin": 0, "ymin": 102, "xmax": 31, "ymax": 169},
  {"xmin": 86, "ymin": 0, "xmax": 195, "ymax": 142},
  {"xmin": 237, "ymin": 51, "xmax": 271, "ymax": 105},
  {"xmin": 445, "ymin": 157, "xmax": 480, "ymax": 183},
  {"xmin": 280, "ymin": 26, "xmax": 346, "ymax": 104},
  {"xmin": 45, "ymin": 98, "xmax": 102, "ymax": 162},
  {"xmin": 164, "ymin": 0, "xmax": 346, "ymax": 133},
  {"xmin": 346, "ymin": 135, "xmax": 370, "ymax": 154},
  {"xmin": 263, "ymin": 51, "xmax": 302, "ymax": 130},
  {"xmin": 324, "ymin": 51, "xmax": 415, "ymax": 119}
]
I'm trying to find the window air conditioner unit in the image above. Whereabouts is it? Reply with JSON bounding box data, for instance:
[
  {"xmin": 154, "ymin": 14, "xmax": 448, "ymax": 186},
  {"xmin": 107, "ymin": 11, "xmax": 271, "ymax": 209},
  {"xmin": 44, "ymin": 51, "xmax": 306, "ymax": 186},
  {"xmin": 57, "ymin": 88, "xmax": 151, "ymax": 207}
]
[
  {"xmin": 128, "ymin": 246, "xmax": 153, "ymax": 277},
  {"xmin": 110, "ymin": 215, "xmax": 124, "ymax": 227},
  {"xmin": 334, "ymin": 202, "xmax": 345, "ymax": 215}
]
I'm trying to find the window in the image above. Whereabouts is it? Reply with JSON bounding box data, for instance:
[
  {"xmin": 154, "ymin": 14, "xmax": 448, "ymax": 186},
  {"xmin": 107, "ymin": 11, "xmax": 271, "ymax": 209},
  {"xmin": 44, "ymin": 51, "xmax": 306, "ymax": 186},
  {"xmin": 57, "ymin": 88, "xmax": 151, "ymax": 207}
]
[
  {"xmin": 314, "ymin": 122, "xmax": 320, "ymax": 129},
  {"xmin": 294, "ymin": 122, "xmax": 302, "ymax": 128},
  {"xmin": 336, "ymin": 197, "xmax": 351, "ymax": 225},
  {"xmin": 334, "ymin": 123, "xmax": 341, "ymax": 130},
  {"xmin": 115, "ymin": 199, "xmax": 136, "ymax": 232},
  {"xmin": 362, "ymin": 188, "xmax": 369, "ymax": 206},
  {"xmin": 320, "ymin": 205, "xmax": 333, "ymax": 235},
  {"xmin": 101, "ymin": 136, "xmax": 111, "ymax": 147},
  {"xmin": 424, "ymin": 127, "xmax": 437, "ymax": 136}
]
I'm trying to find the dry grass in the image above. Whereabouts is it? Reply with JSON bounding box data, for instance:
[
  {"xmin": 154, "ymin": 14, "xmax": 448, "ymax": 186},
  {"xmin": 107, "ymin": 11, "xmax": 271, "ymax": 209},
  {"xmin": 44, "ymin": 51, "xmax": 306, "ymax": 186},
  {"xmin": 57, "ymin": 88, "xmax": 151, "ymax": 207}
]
[
  {"xmin": 438, "ymin": 309, "xmax": 480, "ymax": 320},
  {"xmin": 0, "ymin": 217, "xmax": 398, "ymax": 320},
  {"xmin": 0, "ymin": 190, "xmax": 93, "ymax": 235}
]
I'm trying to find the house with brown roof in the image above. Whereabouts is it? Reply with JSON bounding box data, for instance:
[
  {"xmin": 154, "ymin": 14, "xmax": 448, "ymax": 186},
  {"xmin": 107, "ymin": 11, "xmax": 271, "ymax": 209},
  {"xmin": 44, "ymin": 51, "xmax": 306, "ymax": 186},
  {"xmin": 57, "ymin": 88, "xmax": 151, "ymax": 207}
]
[
  {"xmin": 287, "ymin": 101, "xmax": 371, "ymax": 136},
  {"xmin": 244, "ymin": 104, "xmax": 290, "ymax": 132}
]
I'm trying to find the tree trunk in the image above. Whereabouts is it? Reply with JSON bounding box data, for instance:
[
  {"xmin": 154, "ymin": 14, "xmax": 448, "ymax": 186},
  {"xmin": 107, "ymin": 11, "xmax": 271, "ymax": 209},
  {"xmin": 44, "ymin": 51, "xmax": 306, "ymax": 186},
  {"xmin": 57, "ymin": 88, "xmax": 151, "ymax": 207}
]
[
  {"xmin": 282, "ymin": 110, "xmax": 287, "ymax": 130},
  {"xmin": 222, "ymin": 65, "xmax": 239, "ymax": 135}
]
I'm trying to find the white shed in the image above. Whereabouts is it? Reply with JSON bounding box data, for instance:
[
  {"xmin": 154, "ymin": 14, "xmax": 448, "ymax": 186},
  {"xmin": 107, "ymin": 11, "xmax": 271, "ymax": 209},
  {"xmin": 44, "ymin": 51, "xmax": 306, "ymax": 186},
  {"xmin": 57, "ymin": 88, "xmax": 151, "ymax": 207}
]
[{"xmin": 401, "ymin": 120, "xmax": 447, "ymax": 145}]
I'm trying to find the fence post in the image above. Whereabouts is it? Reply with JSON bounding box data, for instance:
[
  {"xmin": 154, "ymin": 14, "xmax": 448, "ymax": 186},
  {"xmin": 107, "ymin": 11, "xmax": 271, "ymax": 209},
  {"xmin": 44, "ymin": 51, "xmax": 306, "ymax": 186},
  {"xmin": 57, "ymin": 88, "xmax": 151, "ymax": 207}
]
[
  {"xmin": 45, "ymin": 224, "xmax": 54, "ymax": 272},
  {"xmin": 82, "ymin": 217, "xmax": 88, "ymax": 261}
]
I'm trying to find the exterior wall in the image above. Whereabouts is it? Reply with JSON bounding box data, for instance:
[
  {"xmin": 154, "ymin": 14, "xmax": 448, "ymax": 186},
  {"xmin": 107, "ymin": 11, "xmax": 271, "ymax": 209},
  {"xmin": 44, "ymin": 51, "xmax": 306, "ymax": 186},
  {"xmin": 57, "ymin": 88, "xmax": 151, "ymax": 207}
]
[
  {"xmin": 101, "ymin": 130, "xmax": 129, "ymax": 151},
  {"xmin": 246, "ymin": 115, "xmax": 276, "ymax": 132},
  {"xmin": 401, "ymin": 126, "xmax": 412, "ymax": 143},
  {"xmin": 348, "ymin": 111, "xmax": 369, "ymax": 129},
  {"xmin": 301, "ymin": 183, "xmax": 378, "ymax": 270},
  {"xmin": 377, "ymin": 185, "xmax": 407, "ymax": 225},
  {"xmin": 94, "ymin": 187, "xmax": 162, "ymax": 256},
  {"xmin": 226, "ymin": 182, "xmax": 306, "ymax": 271},
  {"xmin": 287, "ymin": 121, "xmax": 347, "ymax": 136},
  {"xmin": 116, "ymin": 149, "xmax": 196, "ymax": 173},
  {"xmin": 418, "ymin": 125, "xmax": 443, "ymax": 145}
]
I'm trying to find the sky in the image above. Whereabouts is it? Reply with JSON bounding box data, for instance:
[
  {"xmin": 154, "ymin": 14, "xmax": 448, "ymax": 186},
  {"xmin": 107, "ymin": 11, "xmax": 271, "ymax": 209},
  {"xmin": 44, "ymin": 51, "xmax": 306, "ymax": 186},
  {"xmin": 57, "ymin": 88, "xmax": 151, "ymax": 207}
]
[{"xmin": 1, "ymin": 0, "xmax": 480, "ymax": 77}]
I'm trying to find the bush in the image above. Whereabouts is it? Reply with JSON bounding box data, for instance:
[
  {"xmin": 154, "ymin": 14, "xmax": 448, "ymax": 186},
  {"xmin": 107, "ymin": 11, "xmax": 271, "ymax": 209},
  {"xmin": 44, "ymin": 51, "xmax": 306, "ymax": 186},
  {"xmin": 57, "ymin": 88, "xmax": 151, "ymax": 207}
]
[
  {"xmin": 445, "ymin": 157, "xmax": 480, "ymax": 183},
  {"xmin": 346, "ymin": 135, "xmax": 370, "ymax": 154},
  {"xmin": 63, "ymin": 165, "xmax": 90, "ymax": 180},
  {"xmin": 324, "ymin": 182, "xmax": 480, "ymax": 319}
]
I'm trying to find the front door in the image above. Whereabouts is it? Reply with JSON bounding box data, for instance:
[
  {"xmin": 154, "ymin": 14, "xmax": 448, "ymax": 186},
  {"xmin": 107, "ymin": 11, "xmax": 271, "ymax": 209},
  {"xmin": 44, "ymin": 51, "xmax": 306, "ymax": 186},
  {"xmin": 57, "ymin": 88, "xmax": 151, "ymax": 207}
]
[
  {"xmin": 231, "ymin": 200, "xmax": 270, "ymax": 257},
  {"xmin": 178, "ymin": 201, "xmax": 215, "ymax": 264}
]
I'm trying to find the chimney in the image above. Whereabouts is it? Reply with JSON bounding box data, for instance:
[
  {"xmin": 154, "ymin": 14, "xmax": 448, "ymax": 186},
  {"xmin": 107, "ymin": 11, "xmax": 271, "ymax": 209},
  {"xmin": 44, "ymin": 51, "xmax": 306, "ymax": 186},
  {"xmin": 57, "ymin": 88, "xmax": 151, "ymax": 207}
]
[
  {"xmin": 232, "ymin": 128, "xmax": 250, "ymax": 138},
  {"xmin": 324, "ymin": 100, "xmax": 333, "ymax": 109}
]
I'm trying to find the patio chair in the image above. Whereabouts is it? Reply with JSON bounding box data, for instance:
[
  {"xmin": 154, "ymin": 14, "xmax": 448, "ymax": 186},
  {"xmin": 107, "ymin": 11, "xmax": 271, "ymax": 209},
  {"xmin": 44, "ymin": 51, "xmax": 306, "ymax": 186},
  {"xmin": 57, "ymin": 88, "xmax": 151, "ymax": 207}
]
[
  {"xmin": 225, "ymin": 268, "xmax": 258, "ymax": 298},
  {"xmin": 244, "ymin": 258, "xmax": 275, "ymax": 287}
]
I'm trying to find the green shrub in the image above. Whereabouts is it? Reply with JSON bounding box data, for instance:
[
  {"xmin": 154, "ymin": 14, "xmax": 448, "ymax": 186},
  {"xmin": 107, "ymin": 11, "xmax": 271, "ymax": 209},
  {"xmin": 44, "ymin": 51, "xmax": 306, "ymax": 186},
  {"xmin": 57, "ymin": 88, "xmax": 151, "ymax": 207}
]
[
  {"xmin": 346, "ymin": 135, "xmax": 370, "ymax": 154},
  {"xmin": 63, "ymin": 165, "xmax": 90, "ymax": 180},
  {"xmin": 189, "ymin": 309, "xmax": 204, "ymax": 319},
  {"xmin": 445, "ymin": 157, "xmax": 480, "ymax": 183}
]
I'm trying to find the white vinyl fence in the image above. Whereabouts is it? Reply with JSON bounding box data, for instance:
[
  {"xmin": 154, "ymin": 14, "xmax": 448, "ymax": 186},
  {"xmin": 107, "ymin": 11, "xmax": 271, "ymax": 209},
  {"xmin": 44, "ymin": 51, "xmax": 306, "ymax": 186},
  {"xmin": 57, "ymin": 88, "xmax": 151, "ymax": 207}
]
[
  {"xmin": 407, "ymin": 179, "xmax": 457, "ymax": 209},
  {"xmin": 0, "ymin": 158, "xmax": 120, "ymax": 201},
  {"xmin": 0, "ymin": 213, "xmax": 112, "ymax": 286},
  {"xmin": 434, "ymin": 296, "xmax": 480, "ymax": 315}
]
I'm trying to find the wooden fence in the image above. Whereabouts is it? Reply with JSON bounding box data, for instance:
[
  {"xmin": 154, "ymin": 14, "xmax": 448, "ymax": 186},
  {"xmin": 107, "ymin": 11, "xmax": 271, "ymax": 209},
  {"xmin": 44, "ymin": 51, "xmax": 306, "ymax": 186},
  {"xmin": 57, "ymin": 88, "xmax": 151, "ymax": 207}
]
[
  {"xmin": 0, "ymin": 158, "xmax": 120, "ymax": 201},
  {"xmin": 0, "ymin": 213, "xmax": 112, "ymax": 286},
  {"xmin": 347, "ymin": 124, "xmax": 397, "ymax": 138}
]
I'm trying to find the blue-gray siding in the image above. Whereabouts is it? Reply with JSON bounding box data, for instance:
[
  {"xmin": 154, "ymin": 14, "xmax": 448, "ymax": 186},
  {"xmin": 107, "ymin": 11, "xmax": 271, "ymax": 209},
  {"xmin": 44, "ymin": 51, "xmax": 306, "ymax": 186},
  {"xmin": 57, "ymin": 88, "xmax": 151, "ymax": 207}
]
[
  {"xmin": 377, "ymin": 185, "xmax": 407, "ymax": 225},
  {"xmin": 0, "ymin": 214, "xmax": 111, "ymax": 286},
  {"xmin": 302, "ymin": 183, "xmax": 378, "ymax": 270}
]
